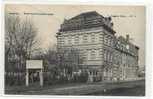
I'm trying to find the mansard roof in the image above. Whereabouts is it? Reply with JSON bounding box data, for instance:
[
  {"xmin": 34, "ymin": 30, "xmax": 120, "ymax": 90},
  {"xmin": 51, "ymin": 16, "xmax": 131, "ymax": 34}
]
[
  {"xmin": 59, "ymin": 11, "xmax": 116, "ymax": 34},
  {"xmin": 116, "ymin": 36, "xmax": 139, "ymax": 56},
  {"xmin": 69, "ymin": 11, "xmax": 103, "ymax": 20},
  {"xmin": 117, "ymin": 36, "xmax": 139, "ymax": 49}
]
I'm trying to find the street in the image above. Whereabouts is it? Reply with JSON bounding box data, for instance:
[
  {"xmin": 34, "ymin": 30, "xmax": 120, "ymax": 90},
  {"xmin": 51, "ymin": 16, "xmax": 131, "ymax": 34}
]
[
  {"xmin": 5, "ymin": 80, "xmax": 145, "ymax": 96},
  {"xmin": 90, "ymin": 85, "xmax": 145, "ymax": 96}
]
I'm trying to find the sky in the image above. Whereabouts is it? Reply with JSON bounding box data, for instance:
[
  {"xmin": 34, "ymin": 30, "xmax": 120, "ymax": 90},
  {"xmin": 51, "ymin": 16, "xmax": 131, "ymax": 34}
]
[{"xmin": 5, "ymin": 5, "xmax": 145, "ymax": 67}]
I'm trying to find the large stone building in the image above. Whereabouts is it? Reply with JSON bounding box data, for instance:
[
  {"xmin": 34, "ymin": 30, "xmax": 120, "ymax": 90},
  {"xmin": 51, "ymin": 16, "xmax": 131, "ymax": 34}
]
[{"xmin": 56, "ymin": 11, "xmax": 139, "ymax": 82}]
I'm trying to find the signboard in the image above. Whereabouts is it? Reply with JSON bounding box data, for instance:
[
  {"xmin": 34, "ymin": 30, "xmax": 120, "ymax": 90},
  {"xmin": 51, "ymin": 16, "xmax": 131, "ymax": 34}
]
[{"xmin": 26, "ymin": 60, "xmax": 43, "ymax": 69}]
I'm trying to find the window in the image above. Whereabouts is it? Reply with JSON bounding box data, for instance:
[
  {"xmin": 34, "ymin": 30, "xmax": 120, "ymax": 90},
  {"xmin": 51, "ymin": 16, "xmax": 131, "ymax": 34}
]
[
  {"xmin": 111, "ymin": 39, "xmax": 114, "ymax": 47},
  {"xmin": 71, "ymin": 36, "xmax": 74, "ymax": 45},
  {"xmin": 74, "ymin": 36, "xmax": 79, "ymax": 44},
  {"xmin": 108, "ymin": 37, "xmax": 111, "ymax": 46},
  {"xmin": 68, "ymin": 36, "xmax": 72, "ymax": 45},
  {"xmin": 99, "ymin": 49, "xmax": 102, "ymax": 56},
  {"xmin": 87, "ymin": 50, "xmax": 91, "ymax": 60},
  {"xmin": 107, "ymin": 51, "xmax": 110, "ymax": 62},
  {"xmin": 107, "ymin": 37, "xmax": 110, "ymax": 45},
  {"xmin": 109, "ymin": 53, "xmax": 111, "ymax": 62},
  {"xmin": 91, "ymin": 34, "xmax": 95, "ymax": 43},
  {"xmin": 104, "ymin": 36, "xmax": 108, "ymax": 45},
  {"xmin": 81, "ymin": 50, "xmax": 87, "ymax": 60},
  {"xmin": 78, "ymin": 35, "xmax": 82, "ymax": 44},
  {"xmin": 99, "ymin": 34, "xmax": 103, "ymax": 42},
  {"xmin": 110, "ymin": 53, "xmax": 113, "ymax": 62},
  {"xmin": 91, "ymin": 50, "xmax": 96, "ymax": 60},
  {"xmin": 83, "ymin": 35, "xmax": 88, "ymax": 43},
  {"xmin": 104, "ymin": 50, "xmax": 107, "ymax": 61},
  {"xmin": 57, "ymin": 38, "xmax": 60, "ymax": 44},
  {"xmin": 107, "ymin": 37, "xmax": 112, "ymax": 46},
  {"xmin": 64, "ymin": 37, "xmax": 68, "ymax": 45},
  {"xmin": 96, "ymin": 50, "xmax": 99, "ymax": 59},
  {"xmin": 95, "ymin": 34, "xmax": 98, "ymax": 43},
  {"xmin": 126, "ymin": 44, "xmax": 129, "ymax": 49},
  {"xmin": 61, "ymin": 38, "xmax": 64, "ymax": 45}
]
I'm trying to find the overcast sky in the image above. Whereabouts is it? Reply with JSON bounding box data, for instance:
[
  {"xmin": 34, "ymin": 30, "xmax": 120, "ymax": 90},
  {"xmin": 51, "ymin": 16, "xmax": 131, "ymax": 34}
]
[{"xmin": 5, "ymin": 5, "xmax": 145, "ymax": 67}]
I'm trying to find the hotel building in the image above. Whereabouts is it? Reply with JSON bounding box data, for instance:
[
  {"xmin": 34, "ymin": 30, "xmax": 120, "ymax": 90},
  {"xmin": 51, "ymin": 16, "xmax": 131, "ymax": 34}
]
[{"xmin": 56, "ymin": 11, "xmax": 139, "ymax": 82}]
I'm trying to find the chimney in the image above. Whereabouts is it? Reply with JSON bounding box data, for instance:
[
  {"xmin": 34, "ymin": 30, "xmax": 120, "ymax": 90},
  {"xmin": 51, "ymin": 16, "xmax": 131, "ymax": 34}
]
[{"xmin": 126, "ymin": 34, "xmax": 129, "ymax": 41}]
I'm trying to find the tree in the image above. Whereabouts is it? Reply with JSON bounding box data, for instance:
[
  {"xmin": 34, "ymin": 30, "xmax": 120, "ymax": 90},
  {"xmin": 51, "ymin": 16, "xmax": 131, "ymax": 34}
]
[
  {"xmin": 5, "ymin": 14, "xmax": 39, "ymax": 72},
  {"xmin": 57, "ymin": 47, "xmax": 84, "ymax": 75}
]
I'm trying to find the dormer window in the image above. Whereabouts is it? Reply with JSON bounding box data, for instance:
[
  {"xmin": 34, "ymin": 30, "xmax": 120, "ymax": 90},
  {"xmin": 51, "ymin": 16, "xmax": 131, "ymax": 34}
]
[
  {"xmin": 126, "ymin": 44, "xmax": 129, "ymax": 49},
  {"xmin": 108, "ymin": 17, "xmax": 112, "ymax": 21}
]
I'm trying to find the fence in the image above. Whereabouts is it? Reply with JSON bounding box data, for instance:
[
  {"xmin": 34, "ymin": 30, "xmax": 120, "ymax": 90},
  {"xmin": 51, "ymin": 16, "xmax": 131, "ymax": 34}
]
[{"xmin": 5, "ymin": 70, "xmax": 89, "ymax": 86}]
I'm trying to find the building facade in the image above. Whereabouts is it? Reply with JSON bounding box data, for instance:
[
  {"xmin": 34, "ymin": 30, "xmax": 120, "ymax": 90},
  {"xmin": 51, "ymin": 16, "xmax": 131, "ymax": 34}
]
[{"xmin": 56, "ymin": 11, "xmax": 139, "ymax": 82}]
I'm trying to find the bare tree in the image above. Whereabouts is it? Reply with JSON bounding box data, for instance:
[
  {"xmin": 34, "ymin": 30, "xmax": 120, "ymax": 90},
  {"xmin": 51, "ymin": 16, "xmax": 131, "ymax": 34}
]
[
  {"xmin": 5, "ymin": 14, "xmax": 39, "ymax": 71},
  {"xmin": 57, "ymin": 47, "xmax": 84, "ymax": 75}
]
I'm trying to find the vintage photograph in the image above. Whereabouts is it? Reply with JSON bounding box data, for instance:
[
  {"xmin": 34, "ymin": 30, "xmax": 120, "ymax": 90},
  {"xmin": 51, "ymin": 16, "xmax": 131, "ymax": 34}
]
[{"xmin": 4, "ymin": 4, "xmax": 145, "ymax": 96}]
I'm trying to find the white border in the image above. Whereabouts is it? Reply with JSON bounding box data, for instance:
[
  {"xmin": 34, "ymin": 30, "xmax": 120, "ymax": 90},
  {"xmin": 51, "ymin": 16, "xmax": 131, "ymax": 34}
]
[{"xmin": 1, "ymin": 0, "xmax": 153, "ymax": 99}]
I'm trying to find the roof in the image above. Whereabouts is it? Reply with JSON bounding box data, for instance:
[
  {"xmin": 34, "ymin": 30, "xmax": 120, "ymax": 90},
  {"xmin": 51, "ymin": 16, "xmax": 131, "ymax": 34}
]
[
  {"xmin": 117, "ymin": 36, "xmax": 139, "ymax": 49},
  {"xmin": 69, "ymin": 11, "xmax": 103, "ymax": 20},
  {"xmin": 59, "ymin": 11, "xmax": 116, "ymax": 34},
  {"xmin": 118, "ymin": 36, "xmax": 127, "ymax": 43},
  {"xmin": 116, "ymin": 36, "xmax": 139, "ymax": 56}
]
